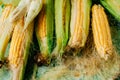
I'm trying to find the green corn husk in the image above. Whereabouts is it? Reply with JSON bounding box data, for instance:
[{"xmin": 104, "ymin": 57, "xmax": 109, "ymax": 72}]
[
  {"xmin": 0, "ymin": 4, "xmax": 15, "ymax": 61},
  {"xmin": 65, "ymin": 0, "xmax": 91, "ymax": 55},
  {"xmin": 35, "ymin": 0, "xmax": 54, "ymax": 64},
  {"xmin": 52, "ymin": 0, "xmax": 71, "ymax": 57},
  {"xmin": 7, "ymin": 18, "xmax": 34, "ymax": 80},
  {"xmin": 100, "ymin": 0, "xmax": 120, "ymax": 21}
]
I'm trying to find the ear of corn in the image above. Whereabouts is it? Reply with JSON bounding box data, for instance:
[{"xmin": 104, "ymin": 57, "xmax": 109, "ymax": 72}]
[
  {"xmin": 8, "ymin": 18, "xmax": 34, "ymax": 80},
  {"xmin": 36, "ymin": 0, "xmax": 54, "ymax": 64},
  {"xmin": 52, "ymin": 0, "xmax": 71, "ymax": 56},
  {"xmin": 0, "ymin": 4, "xmax": 15, "ymax": 61},
  {"xmin": 92, "ymin": 4, "xmax": 113, "ymax": 60},
  {"xmin": 100, "ymin": 0, "xmax": 120, "ymax": 21},
  {"xmin": 67, "ymin": 0, "xmax": 91, "ymax": 53}
]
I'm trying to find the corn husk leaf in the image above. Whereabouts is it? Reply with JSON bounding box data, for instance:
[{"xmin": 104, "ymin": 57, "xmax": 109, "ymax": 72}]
[
  {"xmin": 100, "ymin": 0, "xmax": 120, "ymax": 22},
  {"xmin": 52, "ymin": 0, "xmax": 71, "ymax": 57}
]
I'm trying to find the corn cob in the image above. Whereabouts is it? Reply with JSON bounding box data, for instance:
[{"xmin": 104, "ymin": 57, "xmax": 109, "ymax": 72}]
[
  {"xmin": 10, "ymin": 0, "xmax": 43, "ymax": 30},
  {"xmin": 35, "ymin": 0, "xmax": 54, "ymax": 64},
  {"xmin": 92, "ymin": 4, "xmax": 113, "ymax": 60},
  {"xmin": 0, "ymin": 5, "xmax": 15, "ymax": 61},
  {"xmin": 8, "ymin": 18, "xmax": 34, "ymax": 80},
  {"xmin": 100, "ymin": 0, "xmax": 120, "ymax": 21},
  {"xmin": 52, "ymin": 0, "xmax": 71, "ymax": 57},
  {"xmin": 66, "ymin": 0, "xmax": 91, "ymax": 55}
]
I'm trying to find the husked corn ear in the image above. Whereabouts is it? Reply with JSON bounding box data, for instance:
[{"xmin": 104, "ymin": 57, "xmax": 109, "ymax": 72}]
[
  {"xmin": 0, "ymin": 5, "xmax": 15, "ymax": 61},
  {"xmin": 36, "ymin": 0, "xmax": 54, "ymax": 64},
  {"xmin": 67, "ymin": 0, "xmax": 91, "ymax": 52},
  {"xmin": 52, "ymin": 0, "xmax": 71, "ymax": 56},
  {"xmin": 8, "ymin": 18, "xmax": 34, "ymax": 80},
  {"xmin": 8, "ymin": 19, "xmax": 25, "ymax": 68},
  {"xmin": 0, "ymin": 4, "xmax": 13, "ymax": 37},
  {"xmin": 92, "ymin": 4, "xmax": 113, "ymax": 60}
]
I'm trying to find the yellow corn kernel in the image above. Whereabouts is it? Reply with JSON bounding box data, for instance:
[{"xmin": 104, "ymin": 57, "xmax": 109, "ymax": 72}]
[
  {"xmin": 0, "ymin": 4, "xmax": 13, "ymax": 37},
  {"xmin": 8, "ymin": 18, "xmax": 25, "ymax": 68},
  {"xmin": 92, "ymin": 4, "xmax": 113, "ymax": 60}
]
